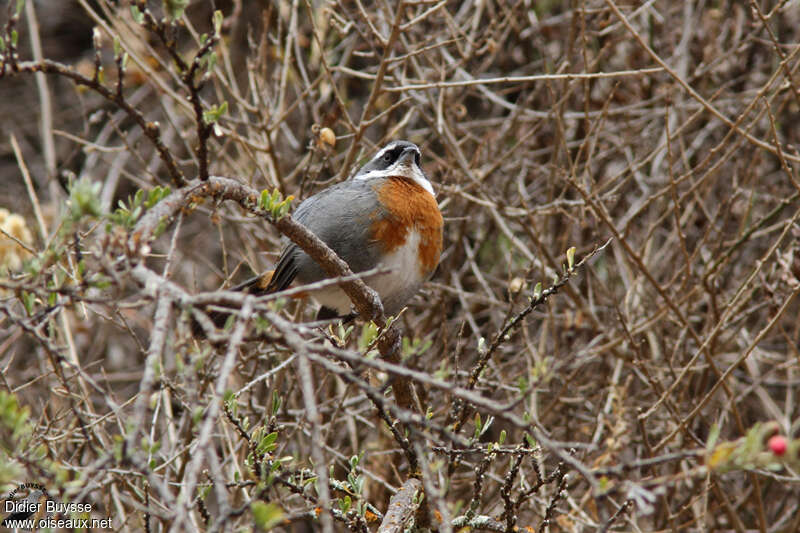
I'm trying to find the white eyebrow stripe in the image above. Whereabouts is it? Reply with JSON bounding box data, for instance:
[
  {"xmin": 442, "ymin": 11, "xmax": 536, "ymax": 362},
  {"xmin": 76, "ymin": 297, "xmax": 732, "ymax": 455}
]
[
  {"xmin": 353, "ymin": 169, "xmax": 396, "ymax": 182},
  {"xmin": 372, "ymin": 143, "xmax": 400, "ymax": 161}
]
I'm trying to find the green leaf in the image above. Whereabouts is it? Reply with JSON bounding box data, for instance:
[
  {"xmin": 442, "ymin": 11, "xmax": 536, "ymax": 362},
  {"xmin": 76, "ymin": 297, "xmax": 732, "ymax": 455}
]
[
  {"xmin": 192, "ymin": 407, "xmax": 203, "ymax": 426},
  {"xmin": 357, "ymin": 321, "xmax": 380, "ymax": 352},
  {"xmin": 273, "ymin": 196, "xmax": 294, "ymax": 220},
  {"xmin": 566, "ymin": 246, "xmax": 576, "ymax": 270},
  {"xmin": 524, "ymin": 433, "xmax": 536, "ymax": 448},
  {"xmin": 205, "ymin": 51, "xmax": 217, "ymax": 73},
  {"xmin": 146, "ymin": 188, "xmax": 159, "ymax": 208},
  {"xmin": 532, "ymin": 282, "xmax": 542, "ymax": 299},
  {"xmin": 213, "ymin": 10, "xmax": 224, "ymax": 34},
  {"xmin": 163, "ymin": 0, "xmax": 189, "ymax": 20},
  {"xmin": 271, "ymin": 390, "xmax": 281, "ymax": 416},
  {"xmin": 0, "ymin": 391, "xmax": 32, "ymax": 453},
  {"xmin": 143, "ymin": 185, "xmax": 170, "ymax": 208},
  {"xmin": 707, "ymin": 423, "xmax": 721, "ymax": 451},
  {"xmin": 477, "ymin": 336, "xmax": 486, "ymax": 354},
  {"xmin": 21, "ymin": 291, "xmax": 35, "ymax": 315},
  {"xmin": 130, "ymin": 5, "xmax": 144, "ymax": 24},
  {"xmin": 356, "ymin": 476, "xmax": 365, "ymax": 494},
  {"xmin": 338, "ymin": 495, "xmax": 351, "ymax": 514},
  {"xmin": 68, "ymin": 177, "xmax": 103, "ymax": 219},
  {"xmin": 256, "ymin": 431, "xmax": 279, "ymax": 454},
  {"xmin": 202, "ymin": 101, "xmax": 228, "ymax": 124},
  {"xmin": 251, "ymin": 501, "xmax": 284, "ymax": 530},
  {"xmin": 90, "ymin": 274, "xmax": 111, "ymax": 289}
]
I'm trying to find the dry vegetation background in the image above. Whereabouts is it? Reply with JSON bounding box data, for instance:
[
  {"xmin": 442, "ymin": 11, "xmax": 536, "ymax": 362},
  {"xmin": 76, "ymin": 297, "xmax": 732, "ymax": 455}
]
[{"xmin": 1, "ymin": 0, "xmax": 800, "ymax": 531}]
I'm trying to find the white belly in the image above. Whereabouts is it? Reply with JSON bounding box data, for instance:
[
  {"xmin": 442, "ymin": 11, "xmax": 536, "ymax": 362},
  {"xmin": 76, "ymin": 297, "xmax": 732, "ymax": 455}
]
[{"xmin": 309, "ymin": 230, "xmax": 427, "ymax": 316}]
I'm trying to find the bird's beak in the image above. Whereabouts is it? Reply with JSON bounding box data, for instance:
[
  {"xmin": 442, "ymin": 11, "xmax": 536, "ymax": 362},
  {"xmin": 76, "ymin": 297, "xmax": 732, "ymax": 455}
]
[{"xmin": 398, "ymin": 147, "xmax": 421, "ymax": 167}]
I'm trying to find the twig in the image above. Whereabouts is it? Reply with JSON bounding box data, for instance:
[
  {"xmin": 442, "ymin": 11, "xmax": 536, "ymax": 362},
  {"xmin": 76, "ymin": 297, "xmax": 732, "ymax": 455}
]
[
  {"xmin": 4, "ymin": 59, "xmax": 185, "ymax": 186},
  {"xmin": 24, "ymin": 0, "xmax": 56, "ymax": 182},
  {"xmin": 10, "ymin": 133, "xmax": 48, "ymax": 240},
  {"xmin": 450, "ymin": 239, "xmax": 611, "ymax": 431}
]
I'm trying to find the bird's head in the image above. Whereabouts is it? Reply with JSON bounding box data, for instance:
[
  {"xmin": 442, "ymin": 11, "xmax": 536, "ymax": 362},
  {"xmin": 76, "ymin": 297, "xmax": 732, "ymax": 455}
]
[{"xmin": 353, "ymin": 140, "xmax": 434, "ymax": 196}]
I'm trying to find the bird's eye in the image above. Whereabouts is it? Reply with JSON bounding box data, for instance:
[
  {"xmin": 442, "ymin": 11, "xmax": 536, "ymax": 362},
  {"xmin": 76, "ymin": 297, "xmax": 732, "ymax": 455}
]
[{"xmin": 383, "ymin": 151, "xmax": 394, "ymax": 163}]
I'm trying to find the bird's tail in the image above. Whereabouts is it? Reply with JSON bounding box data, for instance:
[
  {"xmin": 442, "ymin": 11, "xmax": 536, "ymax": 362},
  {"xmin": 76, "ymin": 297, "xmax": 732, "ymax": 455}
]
[{"xmin": 191, "ymin": 271, "xmax": 274, "ymax": 337}]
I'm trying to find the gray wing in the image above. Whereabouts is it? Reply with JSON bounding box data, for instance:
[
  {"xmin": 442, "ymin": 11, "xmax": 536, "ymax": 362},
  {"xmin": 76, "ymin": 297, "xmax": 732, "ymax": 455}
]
[{"xmin": 266, "ymin": 179, "xmax": 386, "ymax": 291}]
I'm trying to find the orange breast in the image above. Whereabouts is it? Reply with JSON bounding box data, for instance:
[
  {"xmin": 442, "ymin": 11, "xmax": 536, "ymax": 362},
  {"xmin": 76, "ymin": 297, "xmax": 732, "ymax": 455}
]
[{"xmin": 371, "ymin": 178, "xmax": 443, "ymax": 276}]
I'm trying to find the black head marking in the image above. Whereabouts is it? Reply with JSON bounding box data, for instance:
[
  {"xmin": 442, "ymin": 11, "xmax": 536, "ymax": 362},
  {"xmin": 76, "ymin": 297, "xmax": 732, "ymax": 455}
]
[
  {"xmin": 351, "ymin": 140, "xmax": 434, "ymax": 195},
  {"xmin": 354, "ymin": 140, "xmax": 421, "ymax": 177}
]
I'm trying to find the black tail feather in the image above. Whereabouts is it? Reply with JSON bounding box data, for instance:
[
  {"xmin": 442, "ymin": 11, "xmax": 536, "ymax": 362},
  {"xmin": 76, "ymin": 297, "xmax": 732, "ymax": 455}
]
[{"xmin": 316, "ymin": 306, "xmax": 358, "ymax": 323}]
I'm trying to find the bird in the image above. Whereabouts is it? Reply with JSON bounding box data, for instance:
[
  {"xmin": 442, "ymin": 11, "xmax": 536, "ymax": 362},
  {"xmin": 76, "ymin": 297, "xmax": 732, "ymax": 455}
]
[
  {"xmin": 1, "ymin": 489, "xmax": 48, "ymax": 527},
  {"xmin": 196, "ymin": 140, "xmax": 443, "ymax": 332}
]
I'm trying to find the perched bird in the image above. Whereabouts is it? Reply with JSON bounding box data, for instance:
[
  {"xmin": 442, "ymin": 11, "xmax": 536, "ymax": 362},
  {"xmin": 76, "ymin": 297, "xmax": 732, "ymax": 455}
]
[
  {"xmin": 1, "ymin": 489, "xmax": 48, "ymax": 527},
  {"xmin": 198, "ymin": 140, "xmax": 443, "ymax": 330}
]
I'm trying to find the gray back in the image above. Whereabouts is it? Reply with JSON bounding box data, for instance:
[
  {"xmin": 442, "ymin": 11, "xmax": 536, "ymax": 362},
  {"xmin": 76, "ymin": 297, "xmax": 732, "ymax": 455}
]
[{"xmin": 287, "ymin": 178, "xmax": 387, "ymax": 283}]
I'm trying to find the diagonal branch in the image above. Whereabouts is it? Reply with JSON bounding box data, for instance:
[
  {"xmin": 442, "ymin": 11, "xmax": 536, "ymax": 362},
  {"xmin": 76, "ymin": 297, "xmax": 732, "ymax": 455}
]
[{"xmin": 130, "ymin": 174, "xmax": 416, "ymax": 409}]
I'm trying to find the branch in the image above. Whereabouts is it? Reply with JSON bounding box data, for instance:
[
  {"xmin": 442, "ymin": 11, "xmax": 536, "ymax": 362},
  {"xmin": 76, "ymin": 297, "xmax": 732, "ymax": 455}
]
[
  {"xmin": 377, "ymin": 478, "xmax": 422, "ymax": 533},
  {"xmin": 130, "ymin": 175, "xmax": 417, "ymax": 422},
  {"xmin": 4, "ymin": 59, "xmax": 185, "ymax": 186},
  {"xmin": 131, "ymin": 176, "xmax": 384, "ymax": 319}
]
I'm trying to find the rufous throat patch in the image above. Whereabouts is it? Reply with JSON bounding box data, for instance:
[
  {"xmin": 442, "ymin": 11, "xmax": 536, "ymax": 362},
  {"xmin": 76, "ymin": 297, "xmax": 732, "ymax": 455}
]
[{"xmin": 371, "ymin": 177, "xmax": 443, "ymax": 275}]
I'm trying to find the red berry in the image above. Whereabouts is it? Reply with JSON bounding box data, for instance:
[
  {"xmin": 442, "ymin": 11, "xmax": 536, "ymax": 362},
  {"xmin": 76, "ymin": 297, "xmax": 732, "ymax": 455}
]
[{"xmin": 768, "ymin": 435, "xmax": 787, "ymax": 456}]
